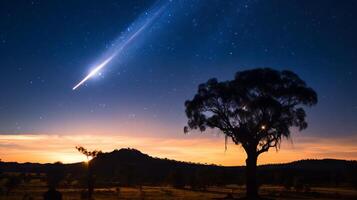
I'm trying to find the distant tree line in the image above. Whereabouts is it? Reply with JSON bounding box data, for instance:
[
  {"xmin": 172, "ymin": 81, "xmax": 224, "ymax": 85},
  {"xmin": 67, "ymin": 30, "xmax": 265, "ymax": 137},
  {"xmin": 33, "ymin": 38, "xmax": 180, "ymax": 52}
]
[{"xmin": 1, "ymin": 152, "xmax": 357, "ymax": 194}]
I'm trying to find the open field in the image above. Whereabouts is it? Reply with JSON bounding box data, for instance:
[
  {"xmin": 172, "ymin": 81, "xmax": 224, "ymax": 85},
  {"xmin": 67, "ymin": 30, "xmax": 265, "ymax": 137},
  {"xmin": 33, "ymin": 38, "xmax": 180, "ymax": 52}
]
[{"xmin": 1, "ymin": 185, "xmax": 357, "ymax": 200}]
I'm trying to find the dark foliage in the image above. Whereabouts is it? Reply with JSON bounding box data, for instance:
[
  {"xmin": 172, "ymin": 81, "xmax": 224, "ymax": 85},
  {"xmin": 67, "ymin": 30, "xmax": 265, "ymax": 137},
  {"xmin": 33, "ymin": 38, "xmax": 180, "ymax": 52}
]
[
  {"xmin": 76, "ymin": 146, "xmax": 101, "ymax": 200},
  {"xmin": 46, "ymin": 162, "xmax": 65, "ymax": 189},
  {"xmin": 1, "ymin": 149, "xmax": 356, "ymax": 189},
  {"xmin": 184, "ymin": 68, "xmax": 317, "ymax": 154},
  {"xmin": 4, "ymin": 175, "xmax": 22, "ymax": 195},
  {"xmin": 184, "ymin": 68, "xmax": 317, "ymax": 199}
]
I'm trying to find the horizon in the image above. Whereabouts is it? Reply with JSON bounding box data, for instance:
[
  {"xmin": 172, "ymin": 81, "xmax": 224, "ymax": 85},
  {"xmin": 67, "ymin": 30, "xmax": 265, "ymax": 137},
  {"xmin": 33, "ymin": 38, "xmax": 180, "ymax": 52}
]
[
  {"xmin": 2, "ymin": 144, "xmax": 356, "ymax": 167},
  {"xmin": 1, "ymin": 0, "xmax": 357, "ymax": 167},
  {"xmin": 2, "ymin": 133, "xmax": 357, "ymax": 166}
]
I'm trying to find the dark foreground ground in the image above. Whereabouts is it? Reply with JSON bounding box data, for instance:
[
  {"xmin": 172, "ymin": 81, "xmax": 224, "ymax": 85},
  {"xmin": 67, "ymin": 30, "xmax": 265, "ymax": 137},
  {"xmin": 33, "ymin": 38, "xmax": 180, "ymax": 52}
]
[{"xmin": 1, "ymin": 185, "xmax": 357, "ymax": 200}]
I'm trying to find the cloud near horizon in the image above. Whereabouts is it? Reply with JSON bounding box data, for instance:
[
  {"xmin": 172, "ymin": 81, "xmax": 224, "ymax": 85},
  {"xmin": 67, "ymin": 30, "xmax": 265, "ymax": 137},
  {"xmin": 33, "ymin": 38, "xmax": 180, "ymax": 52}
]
[{"xmin": 1, "ymin": 133, "xmax": 356, "ymax": 166}]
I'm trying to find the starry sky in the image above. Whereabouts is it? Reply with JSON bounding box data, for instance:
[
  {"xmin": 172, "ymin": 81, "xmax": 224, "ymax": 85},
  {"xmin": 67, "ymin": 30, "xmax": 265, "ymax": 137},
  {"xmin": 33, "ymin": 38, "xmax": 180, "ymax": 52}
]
[{"xmin": 0, "ymin": 0, "xmax": 356, "ymax": 165}]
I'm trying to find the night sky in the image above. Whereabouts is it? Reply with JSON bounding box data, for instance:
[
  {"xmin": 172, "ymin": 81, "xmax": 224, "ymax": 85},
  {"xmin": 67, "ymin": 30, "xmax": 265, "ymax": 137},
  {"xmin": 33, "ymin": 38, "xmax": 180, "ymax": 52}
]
[{"xmin": 0, "ymin": 0, "xmax": 356, "ymax": 165}]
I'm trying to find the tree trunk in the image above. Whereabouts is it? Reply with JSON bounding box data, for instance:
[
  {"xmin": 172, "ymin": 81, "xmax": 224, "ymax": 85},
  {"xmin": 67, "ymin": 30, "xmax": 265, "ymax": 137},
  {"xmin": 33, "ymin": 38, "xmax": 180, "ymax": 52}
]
[
  {"xmin": 246, "ymin": 152, "xmax": 258, "ymax": 199},
  {"xmin": 88, "ymin": 162, "xmax": 94, "ymax": 200}
]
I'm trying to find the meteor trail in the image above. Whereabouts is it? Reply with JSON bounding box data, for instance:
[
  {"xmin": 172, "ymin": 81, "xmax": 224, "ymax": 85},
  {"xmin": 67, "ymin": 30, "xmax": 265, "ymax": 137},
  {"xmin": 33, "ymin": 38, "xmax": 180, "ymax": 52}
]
[
  {"xmin": 72, "ymin": 56, "xmax": 114, "ymax": 90},
  {"xmin": 72, "ymin": 1, "xmax": 168, "ymax": 90}
]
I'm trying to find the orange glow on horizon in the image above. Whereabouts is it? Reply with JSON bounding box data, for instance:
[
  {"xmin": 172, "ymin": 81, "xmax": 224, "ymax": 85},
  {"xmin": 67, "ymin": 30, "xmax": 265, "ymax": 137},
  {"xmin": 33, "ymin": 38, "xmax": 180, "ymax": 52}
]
[{"xmin": 0, "ymin": 133, "xmax": 356, "ymax": 166}]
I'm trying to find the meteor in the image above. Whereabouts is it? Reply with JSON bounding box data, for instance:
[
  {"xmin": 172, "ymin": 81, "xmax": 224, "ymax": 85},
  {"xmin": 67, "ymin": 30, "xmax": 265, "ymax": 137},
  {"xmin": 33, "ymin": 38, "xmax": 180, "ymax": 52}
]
[
  {"xmin": 72, "ymin": 56, "xmax": 114, "ymax": 90},
  {"xmin": 72, "ymin": 1, "xmax": 168, "ymax": 90}
]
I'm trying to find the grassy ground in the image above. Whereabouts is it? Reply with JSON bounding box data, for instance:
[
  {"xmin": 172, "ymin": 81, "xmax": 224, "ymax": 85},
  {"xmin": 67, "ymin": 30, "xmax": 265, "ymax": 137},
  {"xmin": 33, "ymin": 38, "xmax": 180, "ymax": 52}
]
[{"xmin": 1, "ymin": 185, "xmax": 357, "ymax": 200}]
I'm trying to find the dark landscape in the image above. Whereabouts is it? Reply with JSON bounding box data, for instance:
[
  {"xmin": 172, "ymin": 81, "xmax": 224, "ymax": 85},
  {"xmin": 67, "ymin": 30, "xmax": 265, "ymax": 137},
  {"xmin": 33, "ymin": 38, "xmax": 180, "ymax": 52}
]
[
  {"xmin": 1, "ymin": 0, "xmax": 357, "ymax": 199},
  {"xmin": 1, "ymin": 148, "xmax": 357, "ymax": 199}
]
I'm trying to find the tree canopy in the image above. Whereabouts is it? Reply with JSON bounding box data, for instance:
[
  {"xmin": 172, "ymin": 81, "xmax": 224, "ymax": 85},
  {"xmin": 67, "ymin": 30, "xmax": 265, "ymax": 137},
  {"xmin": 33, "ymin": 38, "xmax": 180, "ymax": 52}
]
[{"xmin": 184, "ymin": 68, "xmax": 318, "ymax": 155}]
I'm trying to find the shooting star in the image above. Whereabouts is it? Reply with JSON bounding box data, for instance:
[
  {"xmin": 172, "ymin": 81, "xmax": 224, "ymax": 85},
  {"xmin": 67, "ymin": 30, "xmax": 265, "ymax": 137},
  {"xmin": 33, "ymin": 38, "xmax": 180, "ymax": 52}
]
[{"xmin": 73, "ymin": 1, "xmax": 169, "ymax": 90}]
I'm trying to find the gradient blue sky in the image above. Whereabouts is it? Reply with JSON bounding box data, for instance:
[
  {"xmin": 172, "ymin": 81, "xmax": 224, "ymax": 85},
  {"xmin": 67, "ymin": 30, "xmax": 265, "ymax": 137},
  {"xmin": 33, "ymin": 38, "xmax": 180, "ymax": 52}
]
[{"xmin": 0, "ymin": 0, "xmax": 356, "ymax": 165}]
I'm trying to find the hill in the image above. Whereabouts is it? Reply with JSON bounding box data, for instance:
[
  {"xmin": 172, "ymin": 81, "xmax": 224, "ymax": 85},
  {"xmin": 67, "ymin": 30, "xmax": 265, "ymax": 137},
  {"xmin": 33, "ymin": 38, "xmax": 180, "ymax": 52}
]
[{"xmin": 1, "ymin": 148, "xmax": 356, "ymax": 187}]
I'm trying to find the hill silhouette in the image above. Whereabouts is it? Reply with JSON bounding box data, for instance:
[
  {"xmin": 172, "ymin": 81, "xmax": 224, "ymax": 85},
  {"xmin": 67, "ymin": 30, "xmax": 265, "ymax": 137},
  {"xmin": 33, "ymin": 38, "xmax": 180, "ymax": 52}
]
[{"xmin": 1, "ymin": 148, "xmax": 356, "ymax": 187}]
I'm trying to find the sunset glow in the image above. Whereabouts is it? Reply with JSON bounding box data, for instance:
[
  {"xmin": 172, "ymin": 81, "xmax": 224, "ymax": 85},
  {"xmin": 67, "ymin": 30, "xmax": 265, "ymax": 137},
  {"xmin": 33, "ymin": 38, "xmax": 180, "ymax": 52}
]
[{"xmin": 1, "ymin": 133, "xmax": 356, "ymax": 166}]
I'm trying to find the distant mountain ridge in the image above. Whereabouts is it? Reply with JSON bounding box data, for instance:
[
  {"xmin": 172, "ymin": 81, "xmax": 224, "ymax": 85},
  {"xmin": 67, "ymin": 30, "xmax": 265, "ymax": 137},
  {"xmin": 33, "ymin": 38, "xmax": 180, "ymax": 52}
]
[
  {"xmin": 2, "ymin": 148, "xmax": 355, "ymax": 166},
  {"xmin": 261, "ymin": 158, "xmax": 357, "ymax": 170},
  {"xmin": 1, "ymin": 148, "xmax": 356, "ymax": 187}
]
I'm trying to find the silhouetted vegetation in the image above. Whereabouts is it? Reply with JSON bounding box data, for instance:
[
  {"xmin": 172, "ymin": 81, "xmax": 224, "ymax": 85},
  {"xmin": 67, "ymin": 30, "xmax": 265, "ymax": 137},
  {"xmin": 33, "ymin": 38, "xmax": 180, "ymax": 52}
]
[
  {"xmin": 76, "ymin": 146, "xmax": 102, "ymax": 200},
  {"xmin": 184, "ymin": 68, "xmax": 317, "ymax": 199},
  {"xmin": 1, "ymin": 149, "xmax": 356, "ymax": 189},
  {"xmin": 46, "ymin": 162, "xmax": 65, "ymax": 189}
]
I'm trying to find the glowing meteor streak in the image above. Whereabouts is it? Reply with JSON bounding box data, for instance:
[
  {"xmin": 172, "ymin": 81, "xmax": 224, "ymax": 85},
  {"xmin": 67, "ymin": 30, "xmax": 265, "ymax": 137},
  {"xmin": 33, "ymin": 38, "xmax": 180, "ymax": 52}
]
[
  {"xmin": 72, "ymin": 1, "xmax": 168, "ymax": 90},
  {"xmin": 72, "ymin": 56, "xmax": 114, "ymax": 90}
]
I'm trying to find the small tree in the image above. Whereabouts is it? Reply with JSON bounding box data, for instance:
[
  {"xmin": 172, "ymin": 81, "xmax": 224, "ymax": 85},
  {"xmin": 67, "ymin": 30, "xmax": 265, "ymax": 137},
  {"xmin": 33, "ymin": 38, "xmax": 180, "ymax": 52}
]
[
  {"xmin": 184, "ymin": 68, "xmax": 317, "ymax": 199},
  {"xmin": 0, "ymin": 159, "xmax": 3, "ymax": 195},
  {"xmin": 4, "ymin": 175, "xmax": 21, "ymax": 196},
  {"xmin": 168, "ymin": 168, "xmax": 185, "ymax": 189},
  {"xmin": 76, "ymin": 146, "xmax": 101, "ymax": 200},
  {"xmin": 46, "ymin": 162, "xmax": 66, "ymax": 190}
]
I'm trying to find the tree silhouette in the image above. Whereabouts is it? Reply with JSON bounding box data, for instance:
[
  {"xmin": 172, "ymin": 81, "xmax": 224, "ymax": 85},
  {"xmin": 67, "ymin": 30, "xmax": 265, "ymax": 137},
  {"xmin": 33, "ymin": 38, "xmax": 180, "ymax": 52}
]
[
  {"xmin": 46, "ymin": 162, "xmax": 65, "ymax": 189},
  {"xmin": 44, "ymin": 162, "xmax": 65, "ymax": 200},
  {"xmin": 184, "ymin": 68, "xmax": 317, "ymax": 199},
  {"xmin": 76, "ymin": 146, "xmax": 101, "ymax": 161},
  {"xmin": 4, "ymin": 175, "xmax": 21, "ymax": 196},
  {"xmin": 76, "ymin": 146, "xmax": 101, "ymax": 200}
]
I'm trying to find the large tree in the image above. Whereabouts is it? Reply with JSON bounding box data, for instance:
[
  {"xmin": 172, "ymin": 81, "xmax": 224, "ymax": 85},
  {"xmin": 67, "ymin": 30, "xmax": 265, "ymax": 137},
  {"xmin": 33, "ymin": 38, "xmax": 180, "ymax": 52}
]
[{"xmin": 184, "ymin": 68, "xmax": 317, "ymax": 199}]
